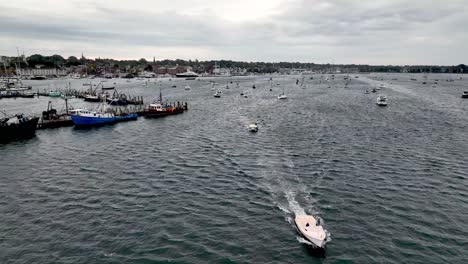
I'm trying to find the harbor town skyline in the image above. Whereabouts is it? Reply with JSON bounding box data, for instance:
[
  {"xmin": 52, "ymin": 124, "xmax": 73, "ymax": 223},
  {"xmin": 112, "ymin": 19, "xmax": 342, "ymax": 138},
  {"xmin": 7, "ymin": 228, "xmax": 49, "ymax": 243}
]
[{"xmin": 1, "ymin": 0, "xmax": 467, "ymax": 65}]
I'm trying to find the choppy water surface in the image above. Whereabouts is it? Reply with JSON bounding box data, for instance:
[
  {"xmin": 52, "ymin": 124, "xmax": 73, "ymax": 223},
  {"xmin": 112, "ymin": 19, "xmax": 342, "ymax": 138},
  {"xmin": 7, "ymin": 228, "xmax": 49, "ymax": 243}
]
[{"xmin": 1, "ymin": 74, "xmax": 467, "ymax": 263}]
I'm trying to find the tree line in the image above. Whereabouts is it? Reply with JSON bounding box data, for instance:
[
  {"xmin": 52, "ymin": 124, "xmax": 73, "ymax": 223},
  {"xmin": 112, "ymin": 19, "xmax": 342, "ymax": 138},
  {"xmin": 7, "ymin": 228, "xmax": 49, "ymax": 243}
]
[{"xmin": 2, "ymin": 54, "xmax": 467, "ymax": 74}]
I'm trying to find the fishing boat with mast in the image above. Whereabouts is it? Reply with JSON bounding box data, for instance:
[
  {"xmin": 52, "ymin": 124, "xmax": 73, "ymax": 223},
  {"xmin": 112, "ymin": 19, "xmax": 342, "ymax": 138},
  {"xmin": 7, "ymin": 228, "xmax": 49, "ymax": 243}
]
[
  {"xmin": 138, "ymin": 89, "xmax": 187, "ymax": 118},
  {"xmin": 37, "ymin": 100, "xmax": 74, "ymax": 129},
  {"xmin": 70, "ymin": 101, "xmax": 137, "ymax": 127}
]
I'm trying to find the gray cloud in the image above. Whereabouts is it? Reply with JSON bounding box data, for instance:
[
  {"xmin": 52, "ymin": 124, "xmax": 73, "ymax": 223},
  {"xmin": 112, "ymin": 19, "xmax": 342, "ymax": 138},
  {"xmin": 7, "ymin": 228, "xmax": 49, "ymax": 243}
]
[{"xmin": 0, "ymin": 0, "xmax": 467, "ymax": 64}]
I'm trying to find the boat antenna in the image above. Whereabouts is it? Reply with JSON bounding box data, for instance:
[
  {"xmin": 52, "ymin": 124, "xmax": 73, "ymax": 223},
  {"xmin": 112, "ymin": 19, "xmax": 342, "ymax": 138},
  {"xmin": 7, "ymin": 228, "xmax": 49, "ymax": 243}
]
[{"xmin": 159, "ymin": 87, "xmax": 162, "ymax": 103}]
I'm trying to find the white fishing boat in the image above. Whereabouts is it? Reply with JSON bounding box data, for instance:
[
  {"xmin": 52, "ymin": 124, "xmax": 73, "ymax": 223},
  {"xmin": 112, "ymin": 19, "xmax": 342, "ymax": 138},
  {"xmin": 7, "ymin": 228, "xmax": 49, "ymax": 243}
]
[
  {"xmin": 376, "ymin": 95, "xmax": 388, "ymax": 106},
  {"xmin": 248, "ymin": 123, "xmax": 258, "ymax": 132},
  {"xmin": 294, "ymin": 215, "xmax": 329, "ymax": 248}
]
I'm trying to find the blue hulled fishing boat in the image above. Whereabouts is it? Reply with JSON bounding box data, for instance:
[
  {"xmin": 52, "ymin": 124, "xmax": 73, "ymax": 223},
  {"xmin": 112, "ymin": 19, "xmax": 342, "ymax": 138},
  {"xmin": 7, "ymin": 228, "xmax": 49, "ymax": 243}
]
[{"xmin": 70, "ymin": 107, "xmax": 137, "ymax": 127}]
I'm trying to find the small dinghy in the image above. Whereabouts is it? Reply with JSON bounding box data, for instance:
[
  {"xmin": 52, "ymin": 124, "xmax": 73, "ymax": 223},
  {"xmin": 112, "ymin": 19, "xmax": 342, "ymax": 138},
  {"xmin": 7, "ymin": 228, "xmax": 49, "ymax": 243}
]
[
  {"xmin": 376, "ymin": 95, "xmax": 388, "ymax": 106},
  {"xmin": 248, "ymin": 123, "xmax": 258, "ymax": 132},
  {"xmin": 294, "ymin": 215, "xmax": 329, "ymax": 248},
  {"xmin": 278, "ymin": 93, "xmax": 287, "ymax": 99}
]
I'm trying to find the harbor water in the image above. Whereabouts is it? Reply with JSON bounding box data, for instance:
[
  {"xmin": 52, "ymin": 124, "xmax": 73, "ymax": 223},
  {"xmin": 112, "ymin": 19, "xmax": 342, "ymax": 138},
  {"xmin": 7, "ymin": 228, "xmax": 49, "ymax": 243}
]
[{"xmin": 1, "ymin": 74, "xmax": 468, "ymax": 263}]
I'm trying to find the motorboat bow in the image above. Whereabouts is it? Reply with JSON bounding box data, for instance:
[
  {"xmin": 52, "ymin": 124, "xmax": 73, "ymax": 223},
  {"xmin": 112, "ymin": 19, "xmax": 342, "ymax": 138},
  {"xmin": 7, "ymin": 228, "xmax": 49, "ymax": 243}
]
[
  {"xmin": 278, "ymin": 93, "xmax": 287, "ymax": 99},
  {"xmin": 376, "ymin": 95, "xmax": 388, "ymax": 106},
  {"xmin": 294, "ymin": 215, "xmax": 329, "ymax": 248}
]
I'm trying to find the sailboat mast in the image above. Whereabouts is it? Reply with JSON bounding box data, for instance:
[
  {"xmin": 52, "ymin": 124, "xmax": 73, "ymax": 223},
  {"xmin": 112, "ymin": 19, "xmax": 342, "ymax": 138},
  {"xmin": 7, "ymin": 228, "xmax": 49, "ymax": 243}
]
[
  {"xmin": 159, "ymin": 88, "xmax": 162, "ymax": 103},
  {"xmin": 15, "ymin": 47, "xmax": 21, "ymax": 79}
]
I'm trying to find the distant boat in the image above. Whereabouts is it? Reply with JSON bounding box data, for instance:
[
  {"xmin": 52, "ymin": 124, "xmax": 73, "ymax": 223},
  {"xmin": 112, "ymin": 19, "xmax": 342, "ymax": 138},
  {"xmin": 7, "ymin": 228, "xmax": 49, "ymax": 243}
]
[
  {"xmin": 213, "ymin": 90, "xmax": 222, "ymax": 98},
  {"xmin": 84, "ymin": 94, "xmax": 101, "ymax": 102},
  {"xmin": 171, "ymin": 84, "xmax": 177, "ymax": 88},
  {"xmin": 248, "ymin": 123, "xmax": 258, "ymax": 132},
  {"xmin": 462, "ymin": 91, "xmax": 468, "ymax": 98},
  {"xmin": 101, "ymin": 86, "xmax": 115, "ymax": 90},
  {"xmin": 294, "ymin": 215, "xmax": 329, "ymax": 248},
  {"xmin": 185, "ymin": 85, "xmax": 191, "ymax": 90},
  {"xmin": 278, "ymin": 93, "xmax": 287, "ymax": 99},
  {"xmin": 0, "ymin": 113, "xmax": 39, "ymax": 142},
  {"xmin": 70, "ymin": 73, "xmax": 81, "ymax": 79},
  {"xmin": 48, "ymin": 91, "xmax": 62, "ymax": 97},
  {"xmin": 176, "ymin": 71, "xmax": 199, "ymax": 78},
  {"xmin": 30, "ymin": 75, "xmax": 47, "ymax": 80},
  {"xmin": 376, "ymin": 95, "xmax": 388, "ymax": 106}
]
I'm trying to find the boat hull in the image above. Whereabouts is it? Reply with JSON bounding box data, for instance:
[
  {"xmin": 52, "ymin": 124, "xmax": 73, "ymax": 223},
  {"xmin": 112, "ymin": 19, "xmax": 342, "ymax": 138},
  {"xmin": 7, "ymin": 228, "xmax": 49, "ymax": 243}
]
[
  {"xmin": 71, "ymin": 115, "xmax": 116, "ymax": 126},
  {"xmin": 71, "ymin": 113, "xmax": 137, "ymax": 127},
  {"xmin": 0, "ymin": 117, "xmax": 39, "ymax": 142},
  {"xmin": 140, "ymin": 109, "xmax": 184, "ymax": 118},
  {"xmin": 294, "ymin": 216, "xmax": 328, "ymax": 249}
]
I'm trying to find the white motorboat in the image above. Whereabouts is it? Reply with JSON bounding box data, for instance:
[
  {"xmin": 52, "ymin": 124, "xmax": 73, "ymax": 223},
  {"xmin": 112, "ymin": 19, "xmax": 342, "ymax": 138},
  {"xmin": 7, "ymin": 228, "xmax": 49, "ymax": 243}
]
[
  {"xmin": 376, "ymin": 95, "xmax": 388, "ymax": 106},
  {"xmin": 294, "ymin": 215, "xmax": 329, "ymax": 248},
  {"xmin": 248, "ymin": 123, "xmax": 258, "ymax": 132},
  {"xmin": 278, "ymin": 93, "xmax": 287, "ymax": 99},
  {"xmin": 213, "ymin": 90, "xmax": 222, "ymax": 98},
  {"xmin": 462, "ymin": 91, "xmax": 468, "ymax": 98},
  {"xmin": 184, "ymin": 85, "xmax": 191, "ymax": 90}
]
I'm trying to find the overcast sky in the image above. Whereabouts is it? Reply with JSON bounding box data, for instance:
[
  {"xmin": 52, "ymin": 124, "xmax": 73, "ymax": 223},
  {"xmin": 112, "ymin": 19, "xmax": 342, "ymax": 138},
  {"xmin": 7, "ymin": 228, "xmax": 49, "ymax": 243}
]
[{"xmin": 0, "ymin": 0, "xmax": 466, "ymax": 65}]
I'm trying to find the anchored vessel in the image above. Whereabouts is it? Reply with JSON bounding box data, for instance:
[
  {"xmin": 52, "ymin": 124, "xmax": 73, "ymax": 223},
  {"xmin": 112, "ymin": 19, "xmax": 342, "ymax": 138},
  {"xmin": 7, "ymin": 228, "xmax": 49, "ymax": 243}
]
[
  {"xmin": 461, "ymin": 91, "xmax": 468, "ymax": 98},
  {"xmin": 138, "ymin": 90, "xmax": 187, "ymax": 118},
  {"xmin": 139, "ymin": 103, "xmax": 186, "ymax": 118},
  {"xmin": 0, "ymin": 113, "xmax": 39, "ymax": 142}
]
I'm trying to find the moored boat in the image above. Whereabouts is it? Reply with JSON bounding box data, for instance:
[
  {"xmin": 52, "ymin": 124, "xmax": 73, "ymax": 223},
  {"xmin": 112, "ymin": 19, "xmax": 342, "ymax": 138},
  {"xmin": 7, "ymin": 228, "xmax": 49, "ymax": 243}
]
[
  {"xmin": 176, "ymin": 71, "xmax": 199, "ymax": 78},
  {"xmin": 70, "ymin": 109, "xmax": 137, "ymax": 127},
  {"xmin": 461, "ymin": 91, "xmax": 468, "ymax": 98},
  {"xmin": 0, "ymin": 112, "xmax": 39, "ymax": 142},
  {"xmin": 139, "ymin": 103, "xmax": 185, "ymax": 118},
  {"xmin": 49, "ymin": 91, "xmax": 62, "ymax": 97},
  {"xmin": 37, "ymin": 101, "xmax": 74, "ymax": 129}
]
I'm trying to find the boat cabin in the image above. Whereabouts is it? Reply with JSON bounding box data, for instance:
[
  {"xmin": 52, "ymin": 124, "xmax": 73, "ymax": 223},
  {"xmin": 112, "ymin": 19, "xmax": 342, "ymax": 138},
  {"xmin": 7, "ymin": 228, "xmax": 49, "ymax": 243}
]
[{"xmin": 148, "ymin": 104, "xmax": 166, "ymax": 112}]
